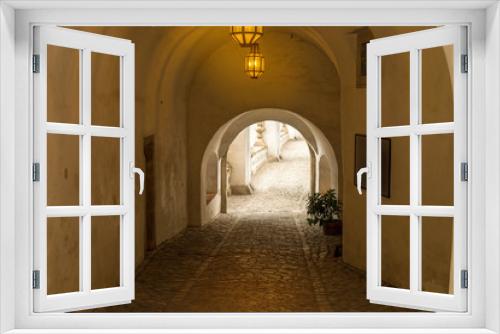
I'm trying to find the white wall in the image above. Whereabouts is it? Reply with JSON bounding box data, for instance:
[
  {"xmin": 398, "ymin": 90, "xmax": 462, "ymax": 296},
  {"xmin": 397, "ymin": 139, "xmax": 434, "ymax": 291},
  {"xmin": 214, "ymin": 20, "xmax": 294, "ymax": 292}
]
[
  {"xmin": 287, "ymin": 125, "xmax": 302, "ymax": 140},
  {"xmin": 249, "ymin": 123, "xmax": 257, "ymax": 147},
  {"xmin": 264, "ymin": 121, "xmax": 281, "ymax": 161},
  {"xmin": 227, "ymin": 128, "xmax": 252, "ymax": 193},
  {"xmin": 205, "ymin": 153, "xmax": 219, "ymax": 195}
]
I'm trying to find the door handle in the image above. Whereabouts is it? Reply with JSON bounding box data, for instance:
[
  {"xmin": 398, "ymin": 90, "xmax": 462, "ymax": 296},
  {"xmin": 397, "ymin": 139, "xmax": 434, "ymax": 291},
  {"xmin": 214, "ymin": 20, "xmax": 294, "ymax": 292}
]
[
  {"xmin": 130, "ymin": 162, "xmax": 145, "ymax": 195},
  {"xmin": 356, "ymin": 163, "xmax": 371, "ymax": 195}
]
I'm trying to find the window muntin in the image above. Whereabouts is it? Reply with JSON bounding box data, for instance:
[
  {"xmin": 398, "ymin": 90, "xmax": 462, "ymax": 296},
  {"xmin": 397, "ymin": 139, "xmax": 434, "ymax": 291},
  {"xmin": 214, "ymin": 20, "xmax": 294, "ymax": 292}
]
[
  {"xmin": 366, "ymin": 26, "xmax": 467, "ymax": 312},
  {"xmin": 33, "ymin": 26, "xmax": 135, "ymax": 312}
]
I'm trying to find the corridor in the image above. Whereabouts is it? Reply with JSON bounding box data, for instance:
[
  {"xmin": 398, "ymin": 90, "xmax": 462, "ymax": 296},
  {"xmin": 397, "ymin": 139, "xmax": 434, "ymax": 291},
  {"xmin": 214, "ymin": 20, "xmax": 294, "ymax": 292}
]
[
  {"xmin": 39, "ymin": 26, "xmax": 453, "ymax": 314},
  {"xmin": 95, "ymin": 139, "xmax": 403, "ymax": 313}
]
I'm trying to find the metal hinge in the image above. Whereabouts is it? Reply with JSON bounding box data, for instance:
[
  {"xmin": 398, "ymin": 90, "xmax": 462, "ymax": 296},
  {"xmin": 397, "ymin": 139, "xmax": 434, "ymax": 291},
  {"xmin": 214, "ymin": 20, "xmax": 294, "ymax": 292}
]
[
  {"xmin": 32, "ymin": 55, "xmax": 40, "ymax": 73},
  {"xmin": 461, "ymin": 269, "xmax": 468, "ymax": 289},
  {"xmin": 461, "ymin": 162, "xmax": 468, "ymax": 182},
  {"xmin": 32, "ymin": 162, "xmax": 40, "ymax": 182},
  {"xmin": 32, "ymin": 270, "xmax": 40, "ymax": 289},
  {"xmin": 461, "ymin": 54, "xmax": 468, "ymax": 73}
]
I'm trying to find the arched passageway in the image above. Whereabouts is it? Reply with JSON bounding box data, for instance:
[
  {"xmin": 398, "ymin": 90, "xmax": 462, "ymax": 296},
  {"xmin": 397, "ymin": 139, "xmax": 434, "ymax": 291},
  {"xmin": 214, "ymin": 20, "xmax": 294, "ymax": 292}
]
[
  {"xmin": 200, "ymin": 108, "xmax": 339, "ymax": 224},
  {"xmin": 58, "ymin": 26, "xmax": 454, "ymax": 313}
]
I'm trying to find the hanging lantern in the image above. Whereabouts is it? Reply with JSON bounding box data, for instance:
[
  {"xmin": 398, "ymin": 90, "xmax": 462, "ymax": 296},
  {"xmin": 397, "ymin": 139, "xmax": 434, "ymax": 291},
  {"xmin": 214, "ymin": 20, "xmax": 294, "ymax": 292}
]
[
  {"xmin": 244, "ymin": 44, "xmax": 265, "ymax": 79},
  {"xmin": 230, "ymin": 26, "xmax": 263, "ymax": 47}
]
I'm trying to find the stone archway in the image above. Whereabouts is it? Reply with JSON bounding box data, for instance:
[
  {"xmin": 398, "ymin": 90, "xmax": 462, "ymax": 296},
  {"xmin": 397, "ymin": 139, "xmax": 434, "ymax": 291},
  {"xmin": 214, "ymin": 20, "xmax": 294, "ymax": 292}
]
[
  {"xmin": 319, "ymin": 155, "xmax": 332, "ymax": 193},
  {"xmin": 205, "ymin": 152, "xmax": 219, "ymax": 199},
  {"xmin": 200, "ymin": 108, "xmax": 339, "ymax": 224}
]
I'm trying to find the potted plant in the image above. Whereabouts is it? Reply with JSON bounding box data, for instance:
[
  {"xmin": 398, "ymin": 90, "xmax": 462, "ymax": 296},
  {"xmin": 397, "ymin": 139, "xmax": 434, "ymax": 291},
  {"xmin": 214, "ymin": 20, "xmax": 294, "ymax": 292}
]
[{"xmin": 306, "ymin": 189, "xmax": 342, "ymax": 235}]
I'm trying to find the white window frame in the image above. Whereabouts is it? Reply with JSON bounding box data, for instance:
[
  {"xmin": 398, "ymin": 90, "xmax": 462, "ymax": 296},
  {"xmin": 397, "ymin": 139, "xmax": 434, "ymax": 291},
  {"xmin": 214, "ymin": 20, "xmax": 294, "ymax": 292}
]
[
  {"xmin": 32, "ymin": 26, "xmax": 136, "ymax": 312},
  {"xmin": 365, "ymin": 26, "xmax": 468, "ymax": 312},
  {"xmin": 0, "ymin": 1, "xmax": 499, "ymax": 333}
]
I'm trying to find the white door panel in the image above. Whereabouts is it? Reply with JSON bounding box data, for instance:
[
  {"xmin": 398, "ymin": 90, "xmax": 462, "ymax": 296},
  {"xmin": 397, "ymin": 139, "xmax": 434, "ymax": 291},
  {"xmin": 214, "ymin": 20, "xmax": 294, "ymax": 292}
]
[
  {"xmin": 33, "ymin": 26, "xmax": 136, "ymax": 312},
  {"xmin": 365, "ymin": 26, "xmax": 467, "ymax": 312}
]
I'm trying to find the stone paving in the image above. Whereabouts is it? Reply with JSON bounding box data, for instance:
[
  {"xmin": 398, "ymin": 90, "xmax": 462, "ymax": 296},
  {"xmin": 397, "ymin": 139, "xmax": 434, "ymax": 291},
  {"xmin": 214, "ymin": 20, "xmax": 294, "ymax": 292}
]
[
  {"xmin": 96, "ymin": 212, "xmax": 404, "ymax": 312},
  {"xmin": 94, "ymin": 139, "xmax": 408, "ymax": 312}
]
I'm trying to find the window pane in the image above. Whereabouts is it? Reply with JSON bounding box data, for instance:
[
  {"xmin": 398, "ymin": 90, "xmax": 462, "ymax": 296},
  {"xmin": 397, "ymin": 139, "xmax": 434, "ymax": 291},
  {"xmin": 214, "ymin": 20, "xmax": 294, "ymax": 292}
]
[
  {"xmin": 381, "ymin": 215, "xmax": 410, "ymax": 289},
  {"xmin": 421, "ymin": 217, "xmax": 453, "ymax": 294},
  {"xmin": 381, "ymin": 52, "xmax": 410, "ymax": 127},
  {"xmin": 421, "ymin": 134, "xmax": 454, "ymax": 206},
  {"xmin": 421, "ymin": 45, "xmax": 454, "ymax": 124},
  {"xmin": 47, "ymin": 45, "xmax": 80, "ymax": 124},
  {"xmin": 91, "ymin": 52, "xmax": 120, "ymax": 127},
  {"xmin": 47, "ymin": 217, "xmax": 80, "ymax": 294},
  {"xmin": 91, "ymin": 216, "xmax": 121, "ymax": 290},
  {"xmin": 91, "ymin": 137, "xmax": 121, "ymax": 205},
  {"xmin": 47, "ymin": 134, "xmax": 80, "ymax": 206},
  {"xmin": 381, "ymin": 136, "xmax": 409, "ymax": 205}
]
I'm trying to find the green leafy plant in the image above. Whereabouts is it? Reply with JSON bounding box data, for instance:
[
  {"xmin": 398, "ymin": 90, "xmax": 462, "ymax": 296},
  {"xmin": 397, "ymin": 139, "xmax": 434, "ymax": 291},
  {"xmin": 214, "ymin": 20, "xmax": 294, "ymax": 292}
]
[{"xmin": 306, "ymin": 189, "xmax": 342, "ymax": 226}]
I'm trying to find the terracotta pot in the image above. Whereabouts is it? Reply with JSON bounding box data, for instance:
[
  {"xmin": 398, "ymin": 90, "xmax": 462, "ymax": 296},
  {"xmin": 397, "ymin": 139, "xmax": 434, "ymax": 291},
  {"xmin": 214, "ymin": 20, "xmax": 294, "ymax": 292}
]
[{"xmin": 322, "ymin": 219, "xmax": 342, "ymax": 236}]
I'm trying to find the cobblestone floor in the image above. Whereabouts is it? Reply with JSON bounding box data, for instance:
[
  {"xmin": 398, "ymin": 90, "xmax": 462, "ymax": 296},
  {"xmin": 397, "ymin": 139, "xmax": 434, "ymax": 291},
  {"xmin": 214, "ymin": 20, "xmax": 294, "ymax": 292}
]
[
  {"xmin": 94, "ymin": 139, "xmax": 408, "ymax": 313},
  {"xmin": 95, "ymin": 212, "xmax": 404, "ymax": 312}
]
